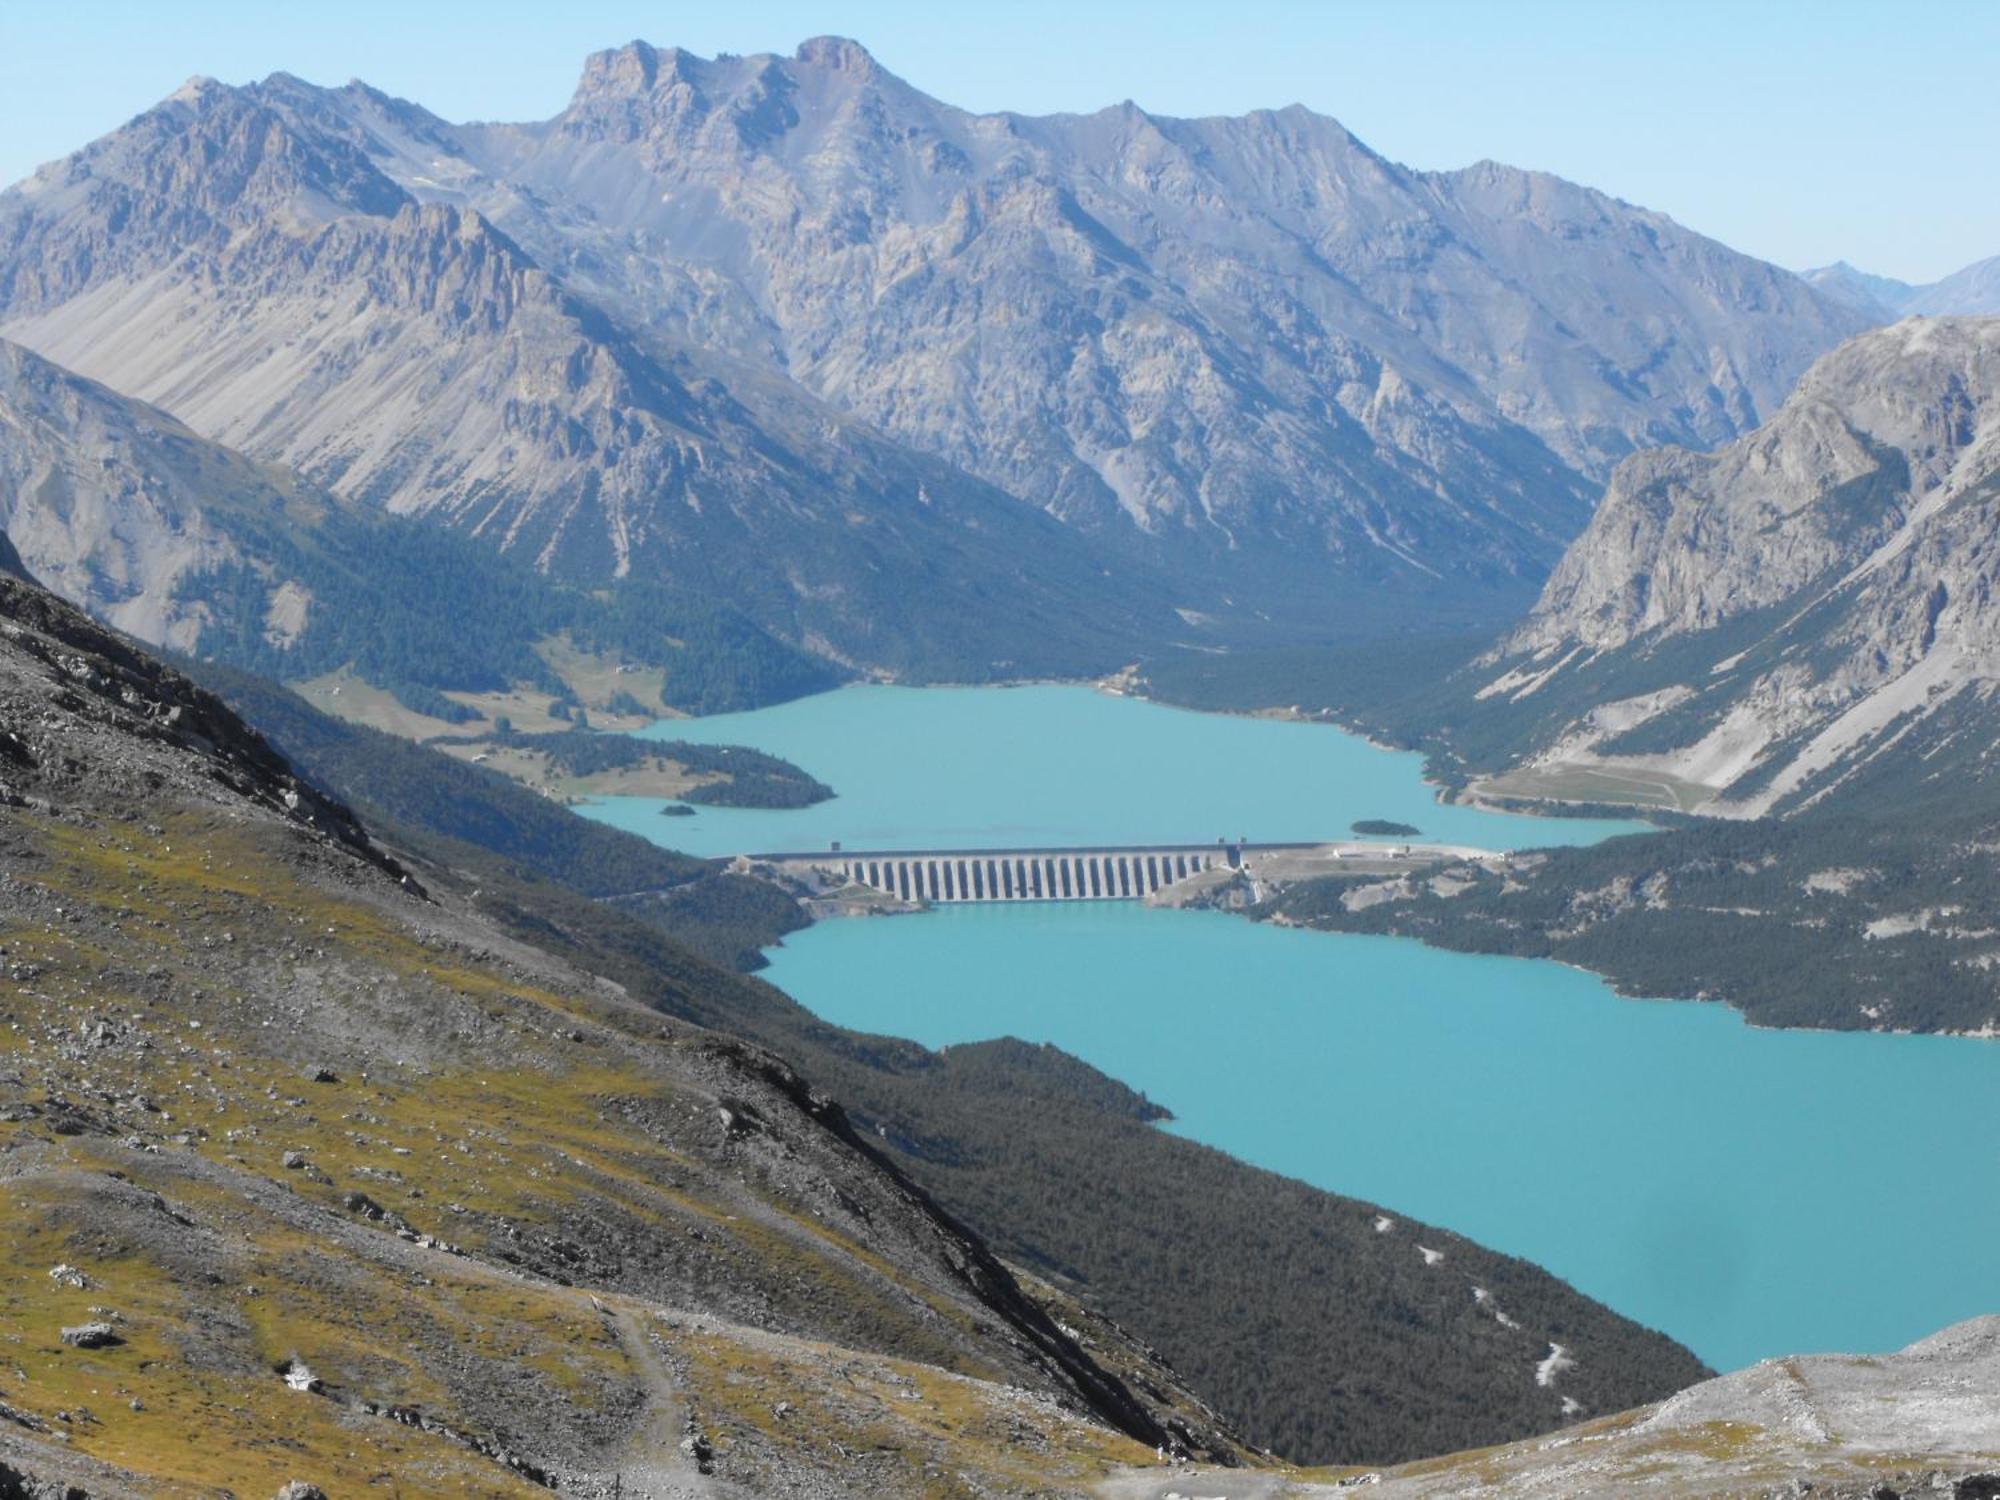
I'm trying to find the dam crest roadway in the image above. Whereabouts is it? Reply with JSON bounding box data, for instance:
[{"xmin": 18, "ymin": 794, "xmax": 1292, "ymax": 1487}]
[{"xmin": 739, "ymin": 840, "xmax": 1501, "ymax": 908}]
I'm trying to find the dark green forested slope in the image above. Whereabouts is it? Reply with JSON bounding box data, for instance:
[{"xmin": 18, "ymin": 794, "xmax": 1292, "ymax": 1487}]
[
  {"xmin": 191, "ymin": 514, "xmax": 847, "ymax": 715},
  {"xmin": 183, "ymin": 662, "xmax": 811, "ymax": 971},
  {"xmin": 194, "ymin": 663, "xmax": 1709, "ymax": 1466},
  {"xmin": 1138, "ymin": 633, "xmax": 2000, "ymax": 1035},
  {"xmin": 1135, "ymin": 636, "xmax": 1491, "ymax": 734},
  {"xmin": 1265, "ymin": 691, "xmax": 2000, "ymax": 1035}
]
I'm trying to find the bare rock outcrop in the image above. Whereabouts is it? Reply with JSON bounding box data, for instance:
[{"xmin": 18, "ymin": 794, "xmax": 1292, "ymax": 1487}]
[{"xmin": 1471, "ymin": 316, "xmax": 2000, "ymax": 815}]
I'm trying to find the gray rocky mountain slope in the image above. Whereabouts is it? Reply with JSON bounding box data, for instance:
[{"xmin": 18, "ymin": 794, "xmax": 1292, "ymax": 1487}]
[
  {"xmin": 0, "ymin": 81, "xmax": 1179, "ymax": 678},
  {"xmin": 0, "ymin": 40, "xmax": 1869, "ymax": 656},
  {"xmin": 0, "ymin": 562, "xmax": 1252, "ymax": 1496},
  {"xmin": 0, "ymin": 335, "xmax": 329, "ymax": 651},
  {"xmin": 1911, "ymin": 253, "xmax": 2000, "ymax": 316},
  {"xmin": 1802, "ymin": 259, "xmax": 1926, "ymax": 319},
  {"xmin": 0, "ymin": 335, "xmax": 849, "ymax": 712},
  {"xmin": 1106, "ymin": 1315, "xmax": 2000, "ymax": 1500},
  {"xmin": 1467, "ymin": 315, "xmax": 2000, "ymax": 815},
  {"xmin": 440, "ymin": 39, "xmax": 1863, "ymax": 523}
]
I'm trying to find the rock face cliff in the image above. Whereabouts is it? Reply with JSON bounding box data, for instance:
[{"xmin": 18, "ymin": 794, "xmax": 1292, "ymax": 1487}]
[
  {"xmin": 451, "ymin": 39, "xmax": 1859, "ymax": 514},
  {"xmin": 0, "ymin": 336, "xmax": 850, "ymax": 715},
  {"xmin": 0, "ymin": 39, "xmax": 1868, "ymax": 660},
  {"xmin": 1469, "ymin": 316, "xmax": 2000, "ymax": 815},
  {"xmin": 0, "ymin": 336, "xmax": 327, "ymax": 653},
  {"xmin": 0, "ymin": 80, "xmax": 1178, "ymax": 680}
]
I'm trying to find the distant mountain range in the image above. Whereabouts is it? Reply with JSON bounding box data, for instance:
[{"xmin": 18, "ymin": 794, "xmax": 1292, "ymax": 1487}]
[
  {"xmin": 0, "ymin": 37, "xmax": 1873, "ymax": 687},
  {"xmin": 1804, "ymin": 254, "xmax": 2000, "ymax": 320}
]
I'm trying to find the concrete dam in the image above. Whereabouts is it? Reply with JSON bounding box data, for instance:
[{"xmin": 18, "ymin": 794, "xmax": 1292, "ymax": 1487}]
[{"xmin": 752, "ymin": 842, "xmax": 1323, "ymax": 905}]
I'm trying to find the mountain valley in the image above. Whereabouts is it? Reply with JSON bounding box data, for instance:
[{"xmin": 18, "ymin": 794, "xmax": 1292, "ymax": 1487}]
[
  {"xmin": 1161, "ymin": 317, "xmax": 2000, "ymax": 1037},
  {"xmin": 2, "ymin": 20, "xmax": 1999, "ymax": 1497}
]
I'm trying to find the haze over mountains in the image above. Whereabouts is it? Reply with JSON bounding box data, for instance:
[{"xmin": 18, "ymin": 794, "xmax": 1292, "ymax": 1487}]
[{"xmin": 0, "ymin": 36, "xmax": 1879, "ymax": 685}]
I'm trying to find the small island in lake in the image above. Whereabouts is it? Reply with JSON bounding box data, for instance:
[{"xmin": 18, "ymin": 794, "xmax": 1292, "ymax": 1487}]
[
  {"xmin": 660, "ymin": 802, "xmax": 697, "ymax": 817},
  {"xmin": 1352, "ymin": 819, "xmax": 1421, "ymax": 837}
]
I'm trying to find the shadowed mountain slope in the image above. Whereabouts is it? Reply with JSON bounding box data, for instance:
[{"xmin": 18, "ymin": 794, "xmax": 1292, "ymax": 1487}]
[
  {"xmin": 0, "ymin": 335, "xmax": 845, "ymax": 712},
  {"xmin": 0, "ymin": 523, "xmax": 28, "ymax": 581}
]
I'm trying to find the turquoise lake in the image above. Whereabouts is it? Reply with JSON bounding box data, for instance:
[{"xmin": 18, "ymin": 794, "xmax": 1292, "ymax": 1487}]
[
  {"xmin": 581, "ymin": 683, "xmax": 2000, "ymax": 1374},
  {"xmin": 590, "ymin": 682, "xmax": 1644, "ymax": 857}
]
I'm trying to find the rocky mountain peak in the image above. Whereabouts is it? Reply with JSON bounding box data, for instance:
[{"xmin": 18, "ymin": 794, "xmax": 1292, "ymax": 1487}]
[
  {"xmin": 793, "ymin": 34, "xmax": 884, "ymax": 78},
  {"xmin": 0, "ymin": 41, "xmax": 1885, "ymax": 661},
  {"xmin": 165, "ymin": 73, "xmax": 225, "ymax": 106},
  {"xmin": 1798, "ymin": 315, "xmax": 2000, "ymax": 449},
  {"xmin": 255, "ymin": 69, "xmax": 318, "ymax": 97},
  {"xmin": 1798, "ymin": 261, "xmax": 1905, "ymax": 320},
  {"xmin": 1, "ymin": 70, "xmax": 411, "ymax": 269},
  {"xmin": 571, "ymin": 37, "xmax": 686, "ymax": 98},
  {"xmin": 1515, "ymin": 316, "xmax": 2000, "ymax": 653},
  {"xmin": 559, "ymin": 40, "xmax": 729, "ymax": 148},
  {"xmin": 1908, "ymin": 253, "xmax": 2000, "ymax": 316},
  {"xmin": 1804, "ymin": 253, "xmax": 2000, "ymax": 320}
]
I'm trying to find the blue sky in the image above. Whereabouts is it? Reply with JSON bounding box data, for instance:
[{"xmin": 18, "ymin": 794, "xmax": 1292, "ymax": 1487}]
[{"xmin": 2, "ymin": 0, "xmax": 1994, "ymax": 283}]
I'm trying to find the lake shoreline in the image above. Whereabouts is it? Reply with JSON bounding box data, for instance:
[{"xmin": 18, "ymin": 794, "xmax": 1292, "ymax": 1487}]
[
  {"xmin": 760, "ymin": 901, "xmax": 2000, "ymax": 1378},
  {"xmin": 583, "ymin": 680, "xmax": 2000, "ymax": 1376}
]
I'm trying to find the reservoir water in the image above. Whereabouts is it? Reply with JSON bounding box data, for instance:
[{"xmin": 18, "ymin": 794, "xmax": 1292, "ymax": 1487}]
[
  {"xmin": 591, "ymin": 682, "xmax": 1643, "ymax": 857},
  {"xmin": 582, "ymin": 684, "xmax": 2000, "ymax": 1373}
]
